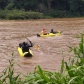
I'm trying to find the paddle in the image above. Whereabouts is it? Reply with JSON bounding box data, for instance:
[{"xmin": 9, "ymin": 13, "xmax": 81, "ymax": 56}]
[
  {"xmin": 27, "ymin": 38, "xmax": 33, "ymax": 46},
  {"xmin": 27, "ymin": 38, "xmax": 38, "ymax": 50}
]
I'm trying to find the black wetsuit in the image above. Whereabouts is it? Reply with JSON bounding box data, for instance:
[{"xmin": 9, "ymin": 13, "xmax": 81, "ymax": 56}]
[
  {"xmin": 19, "ymin": 41, "xmax": 33, "ymax": 53},
  {"xmin": 50, "ymin": 29, "xmax": 58, "ymax": 34}
]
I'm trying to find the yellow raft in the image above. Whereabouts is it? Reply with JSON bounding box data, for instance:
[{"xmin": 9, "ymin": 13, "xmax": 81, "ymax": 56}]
[
  {"xmin": 37, "ymin": 32, "xmax": 62, "ymax": 37},
  {"xmin": 37, "ymin": 31, "xmax": 61, "ymax": 37},
  {"xmin": 18, "ymin": 47, "xmax": 33, "ymax": 57}
]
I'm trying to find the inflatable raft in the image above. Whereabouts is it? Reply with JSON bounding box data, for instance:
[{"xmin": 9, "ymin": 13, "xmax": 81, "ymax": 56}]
[
  {"xmin": 18, "ymin": 47, "xmax": 33, "ymax": 57},
  {"xmin": 37, "ymin": 31, "xmax": 61, "ymax": 37}
]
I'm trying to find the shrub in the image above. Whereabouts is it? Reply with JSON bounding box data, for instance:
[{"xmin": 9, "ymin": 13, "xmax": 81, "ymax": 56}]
[{"xmin": 0, "ymin": 10, "xmax": 44, "ymax": 20}]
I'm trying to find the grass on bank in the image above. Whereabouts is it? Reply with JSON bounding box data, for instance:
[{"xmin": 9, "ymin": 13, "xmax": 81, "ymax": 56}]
[{"xmin": 0, "ymin": 34, "xmax": 84, "ymax": 84}]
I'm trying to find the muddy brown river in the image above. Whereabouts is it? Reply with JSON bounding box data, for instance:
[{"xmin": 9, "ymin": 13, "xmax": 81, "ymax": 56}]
[{"xmin": 0, "ymin": 18, "xmax": 84, "ymax": 75}]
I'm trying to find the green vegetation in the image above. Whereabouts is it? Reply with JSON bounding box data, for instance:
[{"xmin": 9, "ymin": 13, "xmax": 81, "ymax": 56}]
[
  {"xmin": 0, "ymin": 0, "xmax": 84, "ymax": 19},
  {"xmin": 0, "ymin": 35, "xmax": 84, "ymax": 84},
  {"xmin": 0, "ymin": 55, "xmax": 23, "ymax": 84},
  {"xmin": 0, "ymin": 10, "xmax": 44, "ymax": 20}
]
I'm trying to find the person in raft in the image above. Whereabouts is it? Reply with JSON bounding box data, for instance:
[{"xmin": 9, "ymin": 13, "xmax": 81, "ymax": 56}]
[
  {"xmin": 50, "ymin": 29, "xmax": 58, "ymax": 34},
  {"xmin": 19, "ymin": 41, "xmax": 33, "ymax": 53},
  {"xmin": 41, "ymin": 29, "xmax": 47, "ymax": 35}
]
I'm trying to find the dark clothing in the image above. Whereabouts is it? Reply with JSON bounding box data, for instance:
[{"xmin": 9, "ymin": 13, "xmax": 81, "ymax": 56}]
[
  {"xmin": 19, "ymin": 41, "xmax": 33, "ymax": 53},
  {"xmin": 22, "ymin": 43, "xmax": 29, "ymax": 52},
  {"xmin": 19, "ymin": 43, "xmax": 23, "ymax": 48},
  {"xmin": 50, "ymin": 29, "xmax": 54, "ymax": 33},
  {"xmin": 50, "ymin": 29, "xmax": 58, "ymax": 34}
]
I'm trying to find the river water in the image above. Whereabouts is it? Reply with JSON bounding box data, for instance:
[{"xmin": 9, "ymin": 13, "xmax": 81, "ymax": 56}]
[{"xmin": 0, "ymin": 18, "xmax": 84, "ymax": 75}]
